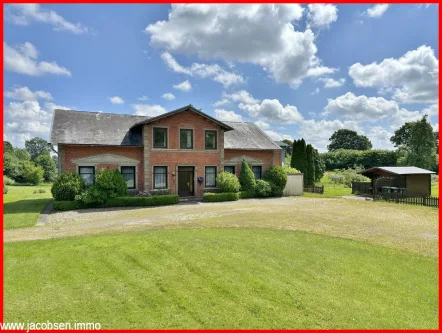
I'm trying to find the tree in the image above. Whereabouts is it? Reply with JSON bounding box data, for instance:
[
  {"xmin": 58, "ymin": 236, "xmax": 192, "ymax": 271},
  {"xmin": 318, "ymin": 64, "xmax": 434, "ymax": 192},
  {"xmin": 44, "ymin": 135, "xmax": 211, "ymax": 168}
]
[
  {"xmin": 35, "ymin": 153, "xmax": 57, "ymax": 182},
  {"xmin": 239, "ymin": 159, "xmax": 256, "ymax": 191},
  {"xmin": 291, "ymin": 139, "xmax": 307, "ymax": 173},
  {"xmin": 406, "ymin": 116, "xmax": 437, "ymax": 170},
  {"xmin": 305, "ymin": 144, "xmax": 315, "ymax": 185},
  {"xmin": 390, "ymin": 122, "xmax": 415, "ymax": 147},
  {"xmin": 25, "ymin": 137, "xmax": 51, "ymax": 160},
  {"xmin": 297, "ymin": 139, "xmax": 307, "ymax": 174},
  {"xmin": 290, "ymin": 140, "xmax": 299, "ymax": 169},
  {"xmin": 282, "ymin": 139, "xmax": 293, "ymax": 156},
  {"xmin": 327, "ymin": 129, "xmax": 372, "ymax": 151},
  {"xmin": 4, "ymin": 141, "xmax": 13, "ymax": 154},
  {"xmin": 313, "ymin": 148, "xmax": 325, "ymax": 182}
]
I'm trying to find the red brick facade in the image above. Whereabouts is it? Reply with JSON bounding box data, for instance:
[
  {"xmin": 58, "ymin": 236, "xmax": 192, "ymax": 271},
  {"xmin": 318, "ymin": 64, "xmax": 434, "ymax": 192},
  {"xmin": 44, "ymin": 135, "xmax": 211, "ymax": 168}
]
[{"xmin": 61, "ymin": 110, "xmax": 281, "ymax": 196}]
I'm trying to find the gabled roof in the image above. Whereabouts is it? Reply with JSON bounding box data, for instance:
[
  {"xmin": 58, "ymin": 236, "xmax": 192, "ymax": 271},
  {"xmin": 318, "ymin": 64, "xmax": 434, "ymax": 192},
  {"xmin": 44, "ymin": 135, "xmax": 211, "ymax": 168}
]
[
  {"xmin": 131, "ymin": 105, "xmax": 234, "ymax": 131},
  {"xmin": 360, "ymin": 166, "xmax": 435, "ymax": 175},
  {"xmin": 223, "ymin": 122, "xmax": 282, "ymax": 150},
  {"xmin": 275, "ymin": 140, "xmax": 289, "ymax": 147},
  {"xmin": 50, "ymin": 109, "xmax": 148, "ymax": 146}
]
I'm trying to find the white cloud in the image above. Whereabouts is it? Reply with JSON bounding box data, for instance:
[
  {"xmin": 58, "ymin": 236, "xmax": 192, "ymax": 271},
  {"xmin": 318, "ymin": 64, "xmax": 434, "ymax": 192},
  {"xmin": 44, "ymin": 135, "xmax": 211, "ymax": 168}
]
[
  {"xmin": 264, "ymin": 130, "xmax": 293, "ymax": 141},
  {"xmin": 224, "ymin": 90, "xmax": 260, "ymax": 105},
  {"xmin": 299, "ymin": 118, "xmax": 363, "ymax": 152},
  {"xmin": 323, "ymin": 92, "xmax": 399, "ymax": 121},
  {"xmin": 311, "ymin": 87, "xmax": 320, "ymax": 95},
  {"xmin": 4, "ymin": 100, "xmax": 70, "ymax": 147},
  {"xmin": 109, "ymin": 96, "xmax": 124, "ymax": 104},
  {"xmin": 349, "ymin": 45, "xmax": 438, "ymax": 103},
  {"xmin": 318, "ymin": 77, "xmax": 345, "ymax": 88},
  {"xmin": 137, "ymin": 95, "xmax": 148, "ymax": 101},
  {"xmin": 390, "ymin": 104, "xmax": 438, "ymax": 129},
  {"xmin": 4, "ymin": 41, "xmax": 71, "ymax": 76},
  {"xmin": 254, "ymin": 120, "xmax": 270, "ymax": 129},
  {"xmin": 368, "ymin": 126, "xmax": 394, "ymax": 149},
  {"xmin": 4, "ymin": 86, "xmax": 53, "ymax": 101},
  {"xmin": 214, "ymin": 109, "xmax": 243, "ymax": 122},
  {"xmin": 6, "ymin": 4, "xmax": 90, "ymax": 34},
  {"xmin": 307, "ymin": 5, "xmax": 338, "ymax": 29},
  {"xmin": 162, "ymin": 52, "xmax": 244, "ymax": 88},
  {"xmin": 146, "ymin": 5, "xmax": 335, "ymax": 87},
  {"xmin": 173, "ymin": 80, "xmax": 192, "ymax": 92},
  {"xmin": 132, "ymin": 104, "xmax": 167, "ymax": 117},
  {"xmin": 239, "ymin": 99, "xmax": 303, "ymax": 124},
  {"xmin": 162, "ymin": 92, "xmax": 176, "ymax": 100},
  {"xmin": 212, "ymin": 99, "xmax": 230, "ymax": 107},
  {"xmin": 366, "ymin": 4, "xmax": 389, "ymax": 18}
]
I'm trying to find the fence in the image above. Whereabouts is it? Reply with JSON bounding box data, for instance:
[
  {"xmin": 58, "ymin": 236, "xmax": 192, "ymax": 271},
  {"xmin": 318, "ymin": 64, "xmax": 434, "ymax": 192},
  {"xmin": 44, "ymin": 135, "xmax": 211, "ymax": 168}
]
[
  {"xmin": 352, "ymin": 182, "xmax": 372, "ymax": 195},
  {"xmin": 303, "ymin": 184, "xmax": 324, "ymax": 194},
  {"xmin": 375, "ymin": 193, "xmax": 439, "ymax": 208}
]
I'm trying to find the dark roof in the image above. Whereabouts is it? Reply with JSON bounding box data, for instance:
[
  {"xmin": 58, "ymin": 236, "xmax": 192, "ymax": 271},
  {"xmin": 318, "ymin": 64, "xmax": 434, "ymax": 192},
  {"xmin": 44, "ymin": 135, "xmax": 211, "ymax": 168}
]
[
  {"xmin": 50, "ymin": 108, "xmax": 281, "ymax": 150},
  {"xmin": 131, "ymin": 105, "xmax": 234, "ymax": 131},
  {"xmin": 50, "ymin": 109, "xmax": 149, "ymax": 146},
  {"xmin": 360, "ymin": 166, "xmax": 435, "ymax": 175},
  {"xmin": 223, "ymin": 122, "xmax": 282, "ymax": 150},
  {"xmin": 275, "ymin": 140, "xmax": 289, "ymax": 147}
]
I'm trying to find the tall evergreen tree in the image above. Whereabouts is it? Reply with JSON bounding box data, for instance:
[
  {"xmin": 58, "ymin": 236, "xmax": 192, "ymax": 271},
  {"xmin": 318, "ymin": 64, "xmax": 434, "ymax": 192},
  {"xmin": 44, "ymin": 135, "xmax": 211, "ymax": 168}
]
[
  {"xmin": 313, "ymin": 148, "xmax": 325, "ymax": 182},
  {"xmin": 305, "ymin": 144, "xmax": 315, "ymax": 185},
  {"xmin": 298, "ymin": 139, "xmax": 307, "ymax": 174},
  {"xmin": 290, "ymin": 140, "xmax": 299, "ymax": 169}
]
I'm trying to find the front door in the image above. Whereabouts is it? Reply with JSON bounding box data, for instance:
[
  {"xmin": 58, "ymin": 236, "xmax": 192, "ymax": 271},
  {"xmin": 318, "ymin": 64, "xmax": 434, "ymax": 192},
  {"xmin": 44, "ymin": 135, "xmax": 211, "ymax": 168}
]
[{"xmin": 178, "ymin": 166, "xmax": 194, "ymax": 197}]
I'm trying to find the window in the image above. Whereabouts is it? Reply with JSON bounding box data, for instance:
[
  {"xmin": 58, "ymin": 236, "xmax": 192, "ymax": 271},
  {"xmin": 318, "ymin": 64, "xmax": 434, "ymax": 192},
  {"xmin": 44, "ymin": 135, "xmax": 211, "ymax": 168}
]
[
  {"xmin": 79, "ymin": 166, "xmax": 95, "ymax": 185},
  {"xmin": 121, "ymin": 166, "xmax": 136, "ymax": 189},
  {"xmin": 224, "ymin": 166, "xmax": 235, "ymax": 174},
  {"xmin": 153, "ymin": 128, "xmax": 168, "ymax": 148},
  {"xmin": 205, "ymin": 166, "xmax": 217, "ymax": 188},
  {"xmin": 180, "ymin": 129, "xmax": 193, "ymax": 149},
  {"xmin": 205, "ymin": 130, "xmax": 217, "ymax": 150},
  {"xmin": 153, "ymin": 166, "xmax": 167, "ymax": 189},
  {"xmin": 252, "ymin": 166, "xmax": 262, "ymax": 180}
]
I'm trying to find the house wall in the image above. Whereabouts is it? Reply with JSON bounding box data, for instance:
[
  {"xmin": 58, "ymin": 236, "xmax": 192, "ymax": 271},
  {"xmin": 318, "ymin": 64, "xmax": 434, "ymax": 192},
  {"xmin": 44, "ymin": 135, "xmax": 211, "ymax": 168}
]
[
  {"xmin": 143, "ymin": 110, "xmax": 224, "ymax": 196},
  {"xmin": 223, "ymin": 149, "xmax": 281, "ymax": 178},
  {"xmin": 406, "ymin": 174, "xmax": 431, "ymax": 196},
  {"xmin": 62, "ymin": 145, "xmax": 144, "ymax": 190}
]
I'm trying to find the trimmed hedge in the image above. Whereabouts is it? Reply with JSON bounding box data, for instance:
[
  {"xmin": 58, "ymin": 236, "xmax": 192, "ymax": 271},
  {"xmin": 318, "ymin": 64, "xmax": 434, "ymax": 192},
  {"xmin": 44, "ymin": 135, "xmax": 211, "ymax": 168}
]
[
  {"xmin": 321, "ymin": 149, "xmax": 397, "ymax": 170},
  {"xmin": 239, "ymin": 191, "xmax": 255, "ymax": 199},
  {"xmin": 53, "ymin": 194, "xmax": 179, "ymax": 211},
  {"xmin": 203, "ymin": 192, "xmax": 239, "ymax": 202}
]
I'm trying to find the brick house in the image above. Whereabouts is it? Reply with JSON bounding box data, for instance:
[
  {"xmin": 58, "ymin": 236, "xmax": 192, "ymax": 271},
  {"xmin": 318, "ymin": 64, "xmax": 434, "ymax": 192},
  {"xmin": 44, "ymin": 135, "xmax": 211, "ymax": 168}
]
[{"xmin": 50, "ymin": 105, "xmax": 282, "ymax": 197}]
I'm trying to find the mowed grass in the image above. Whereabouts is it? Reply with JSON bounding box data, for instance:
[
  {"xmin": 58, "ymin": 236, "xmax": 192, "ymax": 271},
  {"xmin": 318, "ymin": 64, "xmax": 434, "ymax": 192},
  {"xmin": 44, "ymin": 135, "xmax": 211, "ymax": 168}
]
[
  {"xmin": 303, "ymin": 172, "xmax": 352, "ymax": 198},
  {"xmin": 4, "ymin": 184, "xmax": 52, "ymax": 229},
  {"xmin": 4, "ymin": 228, "xmax": 437, "ymax": 329},
  {"xmin": 431, "ymin": 182, "xmax": 438, "ymax": 197}
]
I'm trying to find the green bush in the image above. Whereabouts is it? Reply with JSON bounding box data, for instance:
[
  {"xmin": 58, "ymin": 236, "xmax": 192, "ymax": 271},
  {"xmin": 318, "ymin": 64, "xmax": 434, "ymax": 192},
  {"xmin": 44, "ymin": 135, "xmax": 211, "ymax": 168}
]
[
  {"xmin": 283, "ymin": 166, "xmax": 300, "ymax": 174},
  {"xmin": 217, "ymin": 171, "xmax": 240, "ymax": 193},
  {"xmin": 254, "ymin": 179, "xmax": 272, "ymax": 197},
  {"xmin": 21, "ymin": 161, "xmax": 44, "ymax": 185},
  {"xmin": 53, "ymin": 200, "xmax": 82, "ymax": 211},
  {"xmin": 54, "ymin": 195, "xmax": 179, "ymax": 211},
  {"xmin": 203, "ymin": 192, "xmax": 239, "ymax": 202},
  {"xmin": 330, "ymin": 167, "xmax": 370, "ymax": 188},
  {"xmin": 105, "ymin": 195, "xmax": 179, "ymax": 207},
  {"xmin": 51, "ymin": 172, "xmax": 85, "ymax": 201},
  {"xmin": 3, "ymin": 176, "xmax": 15, "ymax": 186},
  {"xmin": 4, "ymin": 185, "xmax": 8, "ymax": 194},
  {"xmin": 263, "ymin": 165, "xmax": 288, "ymax": 189},
  {"xmin": 268, "ymin": 181, "xmax": 283, "ymax": 197},
  {"xmin": 34, "ymin": 153, "xmax": 57, "ymax": 182},
  {"xmin": 75, "ymin": 185, "xmax": 108, "ymax": 205},
  {"xmin": 321, "ymin": 149, "xmax": 397, "ymax": 170},
  {"xmin": 239, "ymin": 191, "xmax": 255, "ymax": 199},
  {"xmin": 95, "ymin": 169, "xmax": 128, "ymax": 198},
  {"xmin": 239, "ymin": 159, "xmax": 256, "ymax": 191}
]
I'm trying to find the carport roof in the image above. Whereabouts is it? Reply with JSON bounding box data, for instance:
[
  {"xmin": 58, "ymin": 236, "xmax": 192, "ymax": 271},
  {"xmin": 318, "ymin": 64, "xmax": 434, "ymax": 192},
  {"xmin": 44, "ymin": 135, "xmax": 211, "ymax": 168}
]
[{"xmin": 360, "ymin": 166, "xmax": 435, "ymax": 175}]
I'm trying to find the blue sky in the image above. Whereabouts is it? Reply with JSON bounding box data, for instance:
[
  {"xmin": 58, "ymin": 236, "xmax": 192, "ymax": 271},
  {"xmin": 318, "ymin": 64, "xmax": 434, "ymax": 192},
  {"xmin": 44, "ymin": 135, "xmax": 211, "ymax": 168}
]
[{"xmin": 3, "ymin": 4, "xmax": 439, "ymax": 151}]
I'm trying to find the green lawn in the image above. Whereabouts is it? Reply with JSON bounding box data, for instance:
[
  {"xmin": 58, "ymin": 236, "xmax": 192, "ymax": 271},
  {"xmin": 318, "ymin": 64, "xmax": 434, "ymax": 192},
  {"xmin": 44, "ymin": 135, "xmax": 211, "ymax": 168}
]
[
  {"xmin": 303, "ymin": 172, "xmax": 352, "ymax": 198},
  {"xmin": 4, "ymin": 228, "xmax": 437, "ymax": 329},
  {"xmin": 4, "ymin": 184, "xmax": 52, "ymax": 229},
  {"xmin": 431, "ymin": 182, "xmax": 438, "ymax": 197}
]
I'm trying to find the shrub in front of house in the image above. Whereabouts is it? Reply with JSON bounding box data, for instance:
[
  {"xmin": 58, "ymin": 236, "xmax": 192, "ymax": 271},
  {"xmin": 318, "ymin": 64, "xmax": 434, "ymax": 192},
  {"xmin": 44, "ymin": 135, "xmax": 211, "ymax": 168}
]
[
  {"xmin": 239, "ymin": 190, "xmax": 255, "ymax": 199},
  {"xmin": 254, "ymin": 179, "xmax": 272, "ymax": 197},
  {"xmin": 268, "ymin": 181, "xmax": 283, "ymax": 197},
  {"xmin": 239, "ymin": 159, "xmax": 256, "ymax": 192},
  {"xmin": 283, "ymin": 166, "xmax": 300, "ymax": 175},
  {"xmin": 54, "ymin": 194, "xmax": 179, "ymax": 211},
  {"xmin": 263, "ymin": 165, "xmax": 288, "ymax": 189},
  {"xmin": 203, "ymin": 192, "xmax": 239, "ymax": 202},
  {"xmin": 217, "ymin": 171, "xmax": 240, "ymax": 193},
  {"xmin": 51, "ymin": 172, "xmax": 85, "ymax": 201}
]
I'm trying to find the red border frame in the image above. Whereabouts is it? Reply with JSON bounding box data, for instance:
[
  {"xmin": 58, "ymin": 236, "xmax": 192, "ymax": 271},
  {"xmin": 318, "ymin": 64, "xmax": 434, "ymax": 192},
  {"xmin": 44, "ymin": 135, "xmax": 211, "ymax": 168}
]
[{"xmin": 0, "ymin": 2, "xmax": 440, "ymax": 332}]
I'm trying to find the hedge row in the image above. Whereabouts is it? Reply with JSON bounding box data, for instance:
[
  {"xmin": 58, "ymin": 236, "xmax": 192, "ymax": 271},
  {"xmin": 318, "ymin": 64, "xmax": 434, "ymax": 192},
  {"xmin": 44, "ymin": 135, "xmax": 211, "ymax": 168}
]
[
  {"xmin": 320, "ymin": 149, "xmax": 397, "ymax": 170},
  {"xmin": 203, "ymin": 192, "xmax": 239, "ymax": 202},
  {"xmin": 53, "ymin": 194, "xmax": 179, "ymax": 211}
]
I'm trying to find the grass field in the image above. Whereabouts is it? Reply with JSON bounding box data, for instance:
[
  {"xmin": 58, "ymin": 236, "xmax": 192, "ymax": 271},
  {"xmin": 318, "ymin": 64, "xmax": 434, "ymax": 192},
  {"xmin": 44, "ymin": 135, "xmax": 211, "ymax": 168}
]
[
  {"xmin": 303, "ymin": 172, "xmax": 352, "ymax": 198},
  {"xmin": 4, "ymin": 184, "xmax": 52, "ymax": 229},
  {"xmin": 4, "ymin": 228, "xmax": 437, "ymax": 329},
  {"xmin": 431, "ymin": 182, "xmax": 438, "ymax": 197}
]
